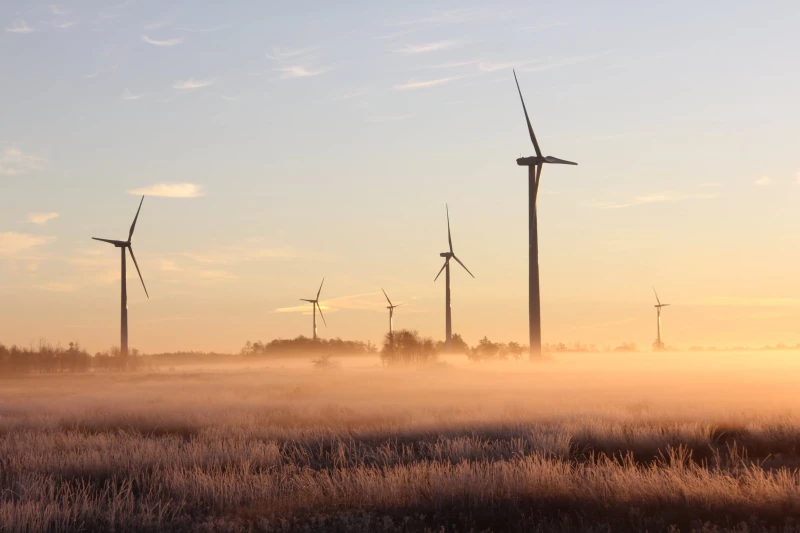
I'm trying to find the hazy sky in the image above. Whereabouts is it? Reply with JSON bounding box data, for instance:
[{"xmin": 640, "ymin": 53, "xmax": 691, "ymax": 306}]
[{"xmin": 1, "ymin": 1, "xmax": 799, "ymax": 353}]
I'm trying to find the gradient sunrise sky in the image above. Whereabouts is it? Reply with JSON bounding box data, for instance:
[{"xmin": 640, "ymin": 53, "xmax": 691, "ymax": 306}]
[{"xmin": 1, "ymin": 1, "xmax": 799, "ymax": 353}]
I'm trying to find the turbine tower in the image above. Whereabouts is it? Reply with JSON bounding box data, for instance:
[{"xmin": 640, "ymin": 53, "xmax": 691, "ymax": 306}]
[
  {"xmin": 92, "ymin": 196, "xmax": 149, "ymax": 357},
  {"xmin": 434, "ymin": 205, "xmax": 474, "ymax": 351},
  {"xmin": 653, "ymin": 287, "xmax": 670, "ymax": 351},
  {"xmin": 381, "ymin": 288, "xmax": 402, "ymax": 348},
  {"xmin": 300, "ymin": 278, "xmax": 326, "ymax": 341},
  {"xmin": 513, "ymin": 70, "xmax": 577, "ymax": 359}
]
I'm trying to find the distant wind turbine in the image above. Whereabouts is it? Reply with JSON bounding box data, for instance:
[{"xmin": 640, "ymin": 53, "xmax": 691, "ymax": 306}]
[
  {"xmin": 92, "ymin": 196, "xmax": 149, "ymax": 357},
  {"xmin": 653, "ymin": 287, "xmax": 670, "ymax": 351},
  {"xmin": 381, "ymin": 288, "xmax": 402, "ymax": 345},
  {"xmin": 300, "ymin": 278, "xmax": 326, "ymax": 341},
  {"xmin": 434, "ymin": 205, "xmax": 474, "ymax": 350},
  {"xmin": 513, "ymin": 69, "xmax": 577, "ymax": 359}
]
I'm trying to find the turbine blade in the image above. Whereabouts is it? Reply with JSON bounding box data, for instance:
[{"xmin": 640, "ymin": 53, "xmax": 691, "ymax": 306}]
[
  {"xmin": 662, "ymin": 304, "xmax": 671, "ymax": 307},
  {"xmin": 381, "ymin": 288, "xmax": 392, "ymax": 307},
  {"xmin": 128, "ymin": 196, "xmax": 144, "ymax": 241},
  {"xmin": 316, "ymin": 302, "xmax": 327, "ymax": 326},
  {"xmin": 653, "ymin": 287, "xmax": 661, "ymax": 306},
  {"xmin": 513, "ymin": 70, "xmax": 542, "ymax": 158},
  {"xmin": 452, "ymin": 255, "xmax": 475, "ymax": 278},
  {"xmin": 300, "ymin": 299, "xmax": 315, "ymax": 303},
  {"xmin": 544, "ymin": 156, "xmax": 578, "ymax": 165},
  {"xmin": 446, "ymin": 204, "xmax": 453, "ymax": 254},
  {"xmin": 534, "ymin": 163, "xmax": 543, "ymax": 196},
  {"xmin": 92, "ymin": 237, "xmax": 125, "ymax": 246},
  {"xmin": 316, "ymin": 277, "xmax": 325, "ymax": 300},
  {"xmin": 434, "ymin": 259, "xmax": 448, "ymax": 282},
  {"xmin": 128, "ymin": 246, "xmax": 149, "ymax": 299}
]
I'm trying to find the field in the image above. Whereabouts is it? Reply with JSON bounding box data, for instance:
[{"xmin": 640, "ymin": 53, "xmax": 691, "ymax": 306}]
[{"xmin": 3, "ymin": 351, "xmax": 800, "ymax": 532}]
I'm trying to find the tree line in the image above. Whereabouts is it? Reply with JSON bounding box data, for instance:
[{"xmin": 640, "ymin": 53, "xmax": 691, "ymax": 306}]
[
  {"xmin": 0, "ymin": 342, "xmax": 145, "ymax": 374},
  {"xmin": 380, "ymin": 330, "xmax": 527, "ymax": 365}
]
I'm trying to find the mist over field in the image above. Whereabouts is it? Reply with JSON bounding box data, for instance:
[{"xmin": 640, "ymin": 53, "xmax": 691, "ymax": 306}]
[{"xmin": 4, "ymin": 350, "xmax": 800, "ymax": 532}]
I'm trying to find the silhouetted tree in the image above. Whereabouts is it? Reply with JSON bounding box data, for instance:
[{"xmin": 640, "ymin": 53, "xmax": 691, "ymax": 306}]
[
  {"xmin": 381, "ymin": 329, "xmax": 437, "ymax": 366},
  {"xmin": 435, "ymin": 333, "xmax": 470, "ymax": 354},
  {"xmin": 241, "ymin": 336, "xmax": 374, "ymax": 357}
]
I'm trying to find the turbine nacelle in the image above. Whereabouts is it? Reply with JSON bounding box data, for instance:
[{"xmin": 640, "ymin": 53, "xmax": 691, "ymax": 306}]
[
  {"xmin": 516, "ymin": 156, "xmax": 578, "ymax": 167},
  {"xmin": 92, "ymin": 238, "xmax": 130, "ymax": 248}
]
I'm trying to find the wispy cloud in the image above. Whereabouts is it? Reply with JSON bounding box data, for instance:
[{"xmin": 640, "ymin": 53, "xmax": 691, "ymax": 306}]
[
  {"xmin": 199, "ymin": 270, "xmax": 236, "ymax": 280},
  {"xmin": 128, "ymin": 183, "xmax": 204, "ymax": 197},
  {"xmin": 265, "ymin": 46, "xmax": 315, "ymax": 61},
  {"xmin": 120, "ymin": 89, "xmax": 144, "ymax": 101},
  {"xmin": 396, "ymin": 41, "xmax": 456, "ymax": 54},
  {"xmin": 0, "ymin": 147, "xmax": 45, "ymax": 176},
  {"xmin": 393, "ymin": 76, "xmax": 459, "ymax": 91},
  {"xmin": 276, "ymin": 66, "xmax": 331, "ymax": 79},
  {"xmin": 0, "ymin": 232, "xmax": 54, "ymax": 257},
  {"xmin": 54, "ymin": 21, "xmax": 78, "ymax": 29},
  {"xmin": 519, "ymin": 52, "xmax": 610, "ymax": 73},
  {"xmin": 275, "ymin": 304, "xmax": 317, "ymax": 314},
  {"xmin": 220, "ymin": 94, "xmax": 238, "ymax": 101},
  {"xmin": 141, "ymin": 35, "xmax": 184, "ymax": 46},
  {"xmin": 392, "ymin": 8, "xmax": 484, "ymax": 27},
  {"xmin": 479, "ymin": 60, "xmax": 527, "ymax": 73},
  {"xmin": 585, "ymin": 192, "xmax": 717, "ymax": 209},
  {"xmin": 160, "ymin": 260, "xmax": 182, "ymax": 272},
  {"xmin": 754, "ymin": 176, "xmax": 771, "ymax": 186},
  {"xmin": 26, "ymin": 212, "xmax": 59, "ymax": 226},
  {"xmin": 422, "ymin": 59, "xmax": 480, "ymax": 69},
  {"xmin": 39, "ymin": 282, "xmax": 78, "ymax": 293},
  {"xmin": 172, "ymin": 79, "xmax": 216, "ymax": 90},
  {"xmin": 276, "ymin": 291, "xmax": 385, "ymax": 314},
  {"xmin": 6, "ymin": 21, "xmax": 34, "ymax": 34},
  {"xmin": 49, "ymin": 5, "xmax": 69, "ymax": 15},
  {"xmin": 478, "ymin": 52, "xmax": 608, "ymax": 75}
]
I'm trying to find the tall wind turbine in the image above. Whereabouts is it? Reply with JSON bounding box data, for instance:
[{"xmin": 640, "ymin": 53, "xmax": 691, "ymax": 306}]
[
  {"xmin": 434, "ymin": 205, "xmax": 474, "ymax": 350},
  {"xmin": 381, "ymin": 288, "xmax": 402, "ymax": 345},
  {"xmin": 513, "ymin": 69, "xmax": 577, "ymax": 359},
  {"xmin": 653, "ymin": 287, "xmax": 670, "ymax": 351},
  {"xmin": 300, "ymin": 278, "xmax": 326, "ymax": 341},
  {"xmin": 92, "ymin": 196, "xmax": 149, "ymax": 357}
]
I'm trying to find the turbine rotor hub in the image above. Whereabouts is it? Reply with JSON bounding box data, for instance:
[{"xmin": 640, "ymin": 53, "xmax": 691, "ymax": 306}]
[{"xmin": 516, "ymin": 156, "xmax": 541, "ymax": 166}]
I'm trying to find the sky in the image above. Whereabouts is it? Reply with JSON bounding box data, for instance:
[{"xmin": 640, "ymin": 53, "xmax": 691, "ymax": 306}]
[{"xmin": 1, "ymin": 0, "xmax": 799, "ymax": 354}]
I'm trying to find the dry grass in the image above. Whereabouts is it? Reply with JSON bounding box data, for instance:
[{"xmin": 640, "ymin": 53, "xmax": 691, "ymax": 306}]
[{"xmin": 2, "ymin": 351, "xmax": 800, "ymax": 532}]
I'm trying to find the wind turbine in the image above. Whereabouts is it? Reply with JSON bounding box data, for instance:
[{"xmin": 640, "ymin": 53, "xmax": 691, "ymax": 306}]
[
  {"xmin": 434, "ymin": 205, "xmax": 474, "ymax": 350},
  {"xmin": 513, "ymin": 69, "xmax": 577, "ymax": 359},
  {"xmin": 381, "ymin": 288, "xmax": 402, "ymax": 346},
  {"xmin": 300, "ymin": 278, "xmax": 326, "ymax": 341},
  {"xmin": 92, "ymin": 195, "xmax": 149, "ymax": 357},
  {"xmin": 653, "ymin": 287, "xmax": 670, "ymax": 351}
]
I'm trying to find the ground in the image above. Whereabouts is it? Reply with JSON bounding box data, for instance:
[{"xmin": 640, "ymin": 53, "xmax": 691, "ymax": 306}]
[{"xmin": 2, "ymin": 351, "xmax": 800, "ymax": 532}]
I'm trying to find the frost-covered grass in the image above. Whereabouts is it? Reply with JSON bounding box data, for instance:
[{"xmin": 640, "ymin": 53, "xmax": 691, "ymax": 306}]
[{"xmin": 2, "ymin": 352, "xmax": 800, "ymax": 532}]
